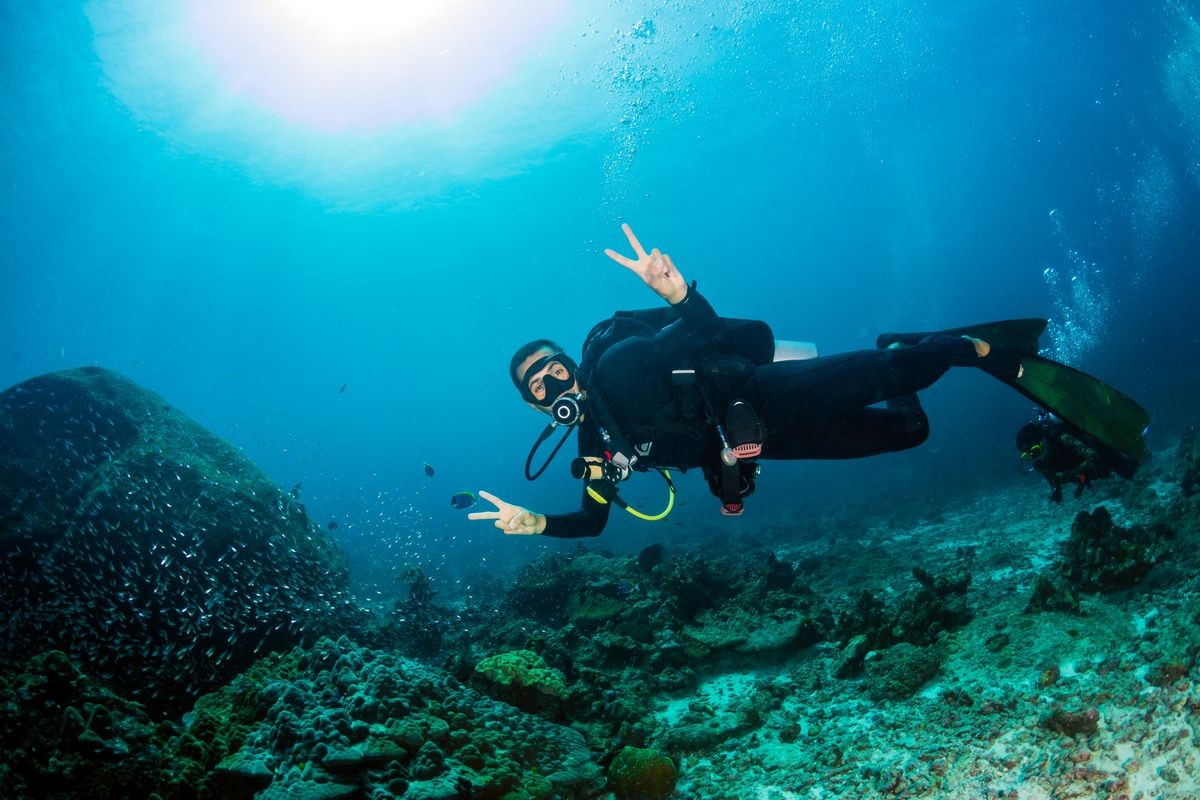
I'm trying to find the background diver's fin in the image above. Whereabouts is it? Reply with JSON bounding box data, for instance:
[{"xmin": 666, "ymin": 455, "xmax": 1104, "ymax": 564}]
[
  {"xmin": 986, "ymin": 353, "xmax": 1150, "ymax": 461},
  {"xmin": 877, "ymin": 319, "xmax": 1047, "ymax": 354}
]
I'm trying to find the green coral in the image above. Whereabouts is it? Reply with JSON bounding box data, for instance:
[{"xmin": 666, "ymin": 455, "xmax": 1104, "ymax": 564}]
[
  {"xmin": 157, "ymin": 648, "xmax": 306, "ymax": 800},
  {"xmin": 608, "ymin": 746, "xmax": 677, "ymax": 800},
  {"xmin": 474, "ymin": 650, "xmax": 567, "ymax": 699}
]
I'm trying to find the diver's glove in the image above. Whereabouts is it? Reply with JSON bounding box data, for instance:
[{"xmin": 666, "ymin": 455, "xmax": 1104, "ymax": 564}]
[{"xmin": 1072, "ymin": 473, "xmax": 1092, "ymax": 498}]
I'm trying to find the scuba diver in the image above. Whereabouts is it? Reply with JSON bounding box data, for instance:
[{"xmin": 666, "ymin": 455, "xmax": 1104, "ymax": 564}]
[
  {"xmin": 1017, "ymin": 412, "xmax": 1141, "ymax": 502},
  {"xmin": 468, "ymin": 224, "xmax": 1150, "ymax": 538}
]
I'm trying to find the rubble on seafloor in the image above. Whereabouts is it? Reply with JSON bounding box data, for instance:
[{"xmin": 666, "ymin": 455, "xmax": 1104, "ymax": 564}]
[
  {"xmin": 1, "ymin": 369, "xmax": 1198, "ymax": 798},
  {"xmin": 662, "ymin": 441, "xmax": 1199, "ymax": 799}
]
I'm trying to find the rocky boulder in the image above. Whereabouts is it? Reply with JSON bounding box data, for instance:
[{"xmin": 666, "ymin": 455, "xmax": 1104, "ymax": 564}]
[
  {"xmin": 1060, "ymin": 506, "xmax": 1173, "ymax": 593},
  {"xmin": 0, "ymin": 367, "xmax": 360, "ymax": 715}
]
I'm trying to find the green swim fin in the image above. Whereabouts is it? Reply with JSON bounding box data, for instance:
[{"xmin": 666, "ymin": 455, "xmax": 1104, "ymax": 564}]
[
  {"xmin": 876, "ymin": 319, "xmax": 1047, "ymax": 355},
  {"xmin": 987, "ymin": 353, "xmax": 1150, "ymax": 461},
  {"xmin": 877, "ymin": 318, "xmax": 1149, "ymax": 460}
]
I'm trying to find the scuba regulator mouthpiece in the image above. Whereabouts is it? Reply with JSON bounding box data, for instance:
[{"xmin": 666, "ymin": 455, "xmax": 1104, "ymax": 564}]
[{"xmin": 551, "ymin": 393, "xmax": 582, "ymax": 427}]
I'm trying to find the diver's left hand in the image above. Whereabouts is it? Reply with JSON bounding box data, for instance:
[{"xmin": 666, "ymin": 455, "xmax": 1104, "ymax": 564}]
[
  {"xmin": 604, "ymin": 223, "xmax": 689, "ymax": 305},
  {"xmin": 467, "ymin": 490, "xmax": 545, "ymax": 535}
]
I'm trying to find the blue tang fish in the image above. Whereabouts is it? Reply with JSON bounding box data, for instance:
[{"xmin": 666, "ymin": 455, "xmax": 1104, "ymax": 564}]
[{"xmin": 450, "ymin": 491, "xmax": 476, "ymax": 510}]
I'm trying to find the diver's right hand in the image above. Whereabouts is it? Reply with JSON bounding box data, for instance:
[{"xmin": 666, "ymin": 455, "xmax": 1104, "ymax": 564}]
[
  {"xmin": 468, "ymin": 490, "xmax": 546, "ymax": 535},
  {"xmin": 604, "ymin": 223, "xmax": 689, "ymax": 305}
]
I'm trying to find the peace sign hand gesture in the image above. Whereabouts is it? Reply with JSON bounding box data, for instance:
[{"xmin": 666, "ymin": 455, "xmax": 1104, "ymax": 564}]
[
  {"xmin": 467, "ymin": 490, "xmax": 545, "ymax": 535},
  {"xmin": 604, "ymin": 223, "xmax": 689, "ymax": 305}
]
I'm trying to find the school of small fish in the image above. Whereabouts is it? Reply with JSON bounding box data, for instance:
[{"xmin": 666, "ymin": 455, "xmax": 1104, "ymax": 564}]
[{"xmin": 0, "ymin": 368, "xmax": 359, "ymax": 715}]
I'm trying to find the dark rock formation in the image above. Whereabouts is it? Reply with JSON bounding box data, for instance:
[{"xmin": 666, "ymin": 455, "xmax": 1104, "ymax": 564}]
[
  {"xmin": 664, "ymin": 703, "xmax": 754, "ymax": 752},
  {"xmin": 1059, "ymin": 506, "xmax": 1173, "ymax": 593},
  {"xmin": 1041, "ymin": 706, "xmax": 1100, "ymax": 737},
  {"xmin": 834, "ymin": 566, "xmax": 973, "ymax": 674},
  {"xmin": 863, "ymin": 642, "xmax": 944, "ymax": 701},
  {"xmin": 635, "ymin": 542, "xmax": 666, "ymax": 573},
  {"xmin": 654, "ymin": 553, "xmax": 740, "ymax": 621},
  {"xmin": 1180, "ymin": 427, "xmax": 1200, "ymax": 498},
  {"xmin": 1024, "ymin": 572, "xmax": 1083, "ymax": 615},
  {"xmin": 0, "ymin": 367, "xmax": 361, "ymax": 716}
]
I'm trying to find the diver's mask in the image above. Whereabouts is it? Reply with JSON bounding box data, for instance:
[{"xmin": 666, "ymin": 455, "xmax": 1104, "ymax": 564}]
[
  {"xmin": 519, "ymin": 352, "xmax": 579, "ymax": 409},
  {"xmin": 521, "ymin": 352, "xmax": 584, "ymax": 480}
]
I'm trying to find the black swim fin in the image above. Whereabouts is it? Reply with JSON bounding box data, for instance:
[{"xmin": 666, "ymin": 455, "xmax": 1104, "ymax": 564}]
[
  {"xmin": 877, "ymin": 319, "xmax": 1047, "ymax": 355},
  {"xmin": 987, "ymin": 353, "xmax": 1149, "ymax": 461}
]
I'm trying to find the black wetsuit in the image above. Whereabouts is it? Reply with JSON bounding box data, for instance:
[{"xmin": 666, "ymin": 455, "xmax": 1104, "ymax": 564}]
[
  {"xmin": 540, "ymin": 285, "xmax": 981, "ymax": 538},
  {"xmin": 1026, "ymin": 421, "xmax": 1138, "ymax": 502}
]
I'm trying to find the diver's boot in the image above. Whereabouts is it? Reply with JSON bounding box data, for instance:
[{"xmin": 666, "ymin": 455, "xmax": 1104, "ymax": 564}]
[
  {"xmin": 962, "ymin": 336, "xmax": 990, "ymax": 358},
  {"xmin": 920, "ymin": 333, "xmax": 988, "ymax": 366},
  {"xmin": 956, "ymin": 336, "xmax": 1027, "ymax": 381}
]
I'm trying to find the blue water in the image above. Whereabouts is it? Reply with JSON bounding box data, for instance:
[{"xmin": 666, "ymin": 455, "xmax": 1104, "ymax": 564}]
[{"xmin": 3, "ymin": 1, "xmax": 1198, "ymax": 598}]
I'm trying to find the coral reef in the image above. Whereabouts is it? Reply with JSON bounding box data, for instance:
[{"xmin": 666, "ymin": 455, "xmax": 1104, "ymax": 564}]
[
  {"xmin": 3, "ymin": 637, "xmax": 606, "ymax": 800},
  {"xmin": 0, "ymin": 650, "xmax": 163, "ymax": 800},
  {"xmin": 607, "ymin": 746, "xmax": 677, "ymax": 800},
  {"xmin": 175, "ymin": 636, "xmax": 602, "ymax": 800},
  {"xmin": 1024, "ymin": 571, "xmax": 1083, "ymax": 614},
  {"xmin": 156, "ymin": 647, "xmax": 308, "ymax": 799},
  {"xmin": 368, "ymin": 565, "xmax": 449, "ymax": 660},
  {"xmin": 4, "ymin": 374, "xmax": 1200, "ymax": 799},
  {"xmin": 474, "ymin": 649, "xmax": 568, "ymax": 713},
  {"xmin": 664, "ymin": 444, "xmax": 1200, "ymax": 798},
  {"xmin": 1025, "ymin": 505, "xmax": 1175, "ymax": 614},
  {"xmin": 441, "ymin": 546, "xmax": 828, "ymax": 753}
]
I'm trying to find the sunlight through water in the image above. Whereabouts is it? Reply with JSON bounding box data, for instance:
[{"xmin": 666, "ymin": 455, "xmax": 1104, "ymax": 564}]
[
  {"xmin": 185, "ymin": 0, "xmax": 565, "ymax": 131},
  {"xmin": 87, "ymin": 0, "xmax": 603, "ymax": 210},
  {"xmin": 85, "ymin": 0, "xmax": 931, "ymax": 210}
]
